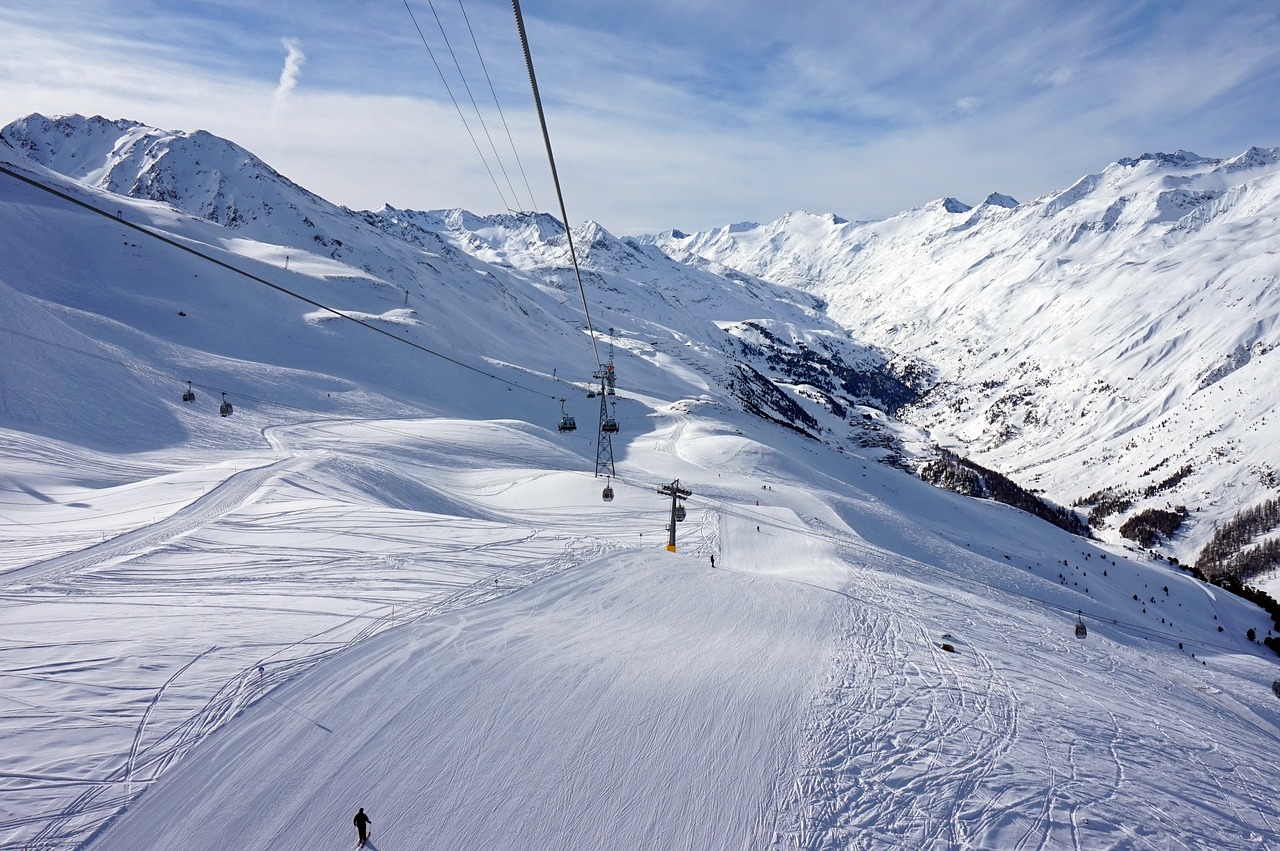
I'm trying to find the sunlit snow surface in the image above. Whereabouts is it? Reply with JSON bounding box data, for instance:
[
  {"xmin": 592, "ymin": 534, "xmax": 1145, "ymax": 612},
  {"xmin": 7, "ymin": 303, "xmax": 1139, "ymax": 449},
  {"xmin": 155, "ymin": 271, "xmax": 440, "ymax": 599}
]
[
  {"xmin": 3, "ymin": 415, "xmax": 1279, "ymax": 850},
  {"xmin": 2, "ymin": 119, "xmax": 1280, "ymax": 850}
]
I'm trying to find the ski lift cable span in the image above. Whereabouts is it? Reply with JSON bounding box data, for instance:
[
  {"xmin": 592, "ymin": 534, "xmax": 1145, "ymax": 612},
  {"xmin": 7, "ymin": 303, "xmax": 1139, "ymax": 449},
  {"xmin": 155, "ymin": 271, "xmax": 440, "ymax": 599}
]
[
  {"xmin": 454, "ymin": 0, "xmax": 539, "ymax": 211},
  {"xmin": 510, "ymin": 0, "xmax": 603, "ymax": 372},
  {"xmin": 401, "ymin": 0, "xmax": 516, "ymax": 213},
  {"xmin": 0, "ymin": 162, "xmax": 571, "ymax": 403},
  {"xmin": 0, "ymin": 322, "xmax": 258, "ymax": 418},
  {"xmin": 0, "ymin": 321, "xmax": 572, "ymax": 438}
]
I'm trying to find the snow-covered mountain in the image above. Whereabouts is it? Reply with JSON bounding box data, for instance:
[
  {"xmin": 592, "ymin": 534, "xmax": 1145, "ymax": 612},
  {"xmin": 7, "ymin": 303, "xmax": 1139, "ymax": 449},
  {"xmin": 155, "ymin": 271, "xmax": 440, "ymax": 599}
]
[
  {"xmin": 648, "ymin": 150, "xmax": 1280, "ymax": 562},
  {"xmin": 3, "ymin": 114, "xmax": 1280, "ymax": 851}
]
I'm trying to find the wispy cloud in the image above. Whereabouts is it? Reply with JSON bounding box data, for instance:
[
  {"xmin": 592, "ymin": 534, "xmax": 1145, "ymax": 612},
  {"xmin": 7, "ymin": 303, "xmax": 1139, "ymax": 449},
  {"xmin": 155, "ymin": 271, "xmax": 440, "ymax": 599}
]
[
  {"xmin": 273, "ymin": 37, "xmax": 306, "ymax": 115},
  {"xmin": 3, "ymin": 1, "xmax": 1280, "ymax": 234}
]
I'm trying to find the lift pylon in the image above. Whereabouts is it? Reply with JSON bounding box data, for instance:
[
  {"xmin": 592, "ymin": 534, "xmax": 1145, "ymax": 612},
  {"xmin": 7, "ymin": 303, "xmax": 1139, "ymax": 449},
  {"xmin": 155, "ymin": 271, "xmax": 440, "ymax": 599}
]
[
  {"xmin": 594, "ymin": 381, "xmax": 615, "ymax": 477},
  {"xmin": 658, "ymin": 479, "xmax": 692, "ymax": 552}
]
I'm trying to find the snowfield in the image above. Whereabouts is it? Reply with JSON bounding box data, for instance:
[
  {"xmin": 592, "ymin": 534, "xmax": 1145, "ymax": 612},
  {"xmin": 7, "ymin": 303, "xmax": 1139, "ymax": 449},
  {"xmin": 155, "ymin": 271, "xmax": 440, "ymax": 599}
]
[
  {"xmin": 5, "ymin": 416, "xmax": 1280, "ymax": 850},
  {"xmin": 2, "ymin": 116, "xmax": 1280, "ymax": 850}
]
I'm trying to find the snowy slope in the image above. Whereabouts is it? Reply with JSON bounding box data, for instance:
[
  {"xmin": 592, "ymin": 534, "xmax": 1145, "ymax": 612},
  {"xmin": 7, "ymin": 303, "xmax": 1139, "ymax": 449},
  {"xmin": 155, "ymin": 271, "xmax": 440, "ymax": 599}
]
[
  {"xmin": 2, "ymin": 116, "xmax": 1279, "ymax": 851},
  {"xmin": 650, "ymin": 150, "xmax": 1280, "ymax": 562}
]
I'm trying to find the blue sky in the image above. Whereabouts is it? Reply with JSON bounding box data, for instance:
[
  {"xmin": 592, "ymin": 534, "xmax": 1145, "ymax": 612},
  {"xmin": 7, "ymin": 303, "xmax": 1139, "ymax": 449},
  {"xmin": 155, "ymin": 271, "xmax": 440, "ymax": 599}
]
[{"xmin": 4, "ymin": 0, "xmax": 1279, "ymax": 234}]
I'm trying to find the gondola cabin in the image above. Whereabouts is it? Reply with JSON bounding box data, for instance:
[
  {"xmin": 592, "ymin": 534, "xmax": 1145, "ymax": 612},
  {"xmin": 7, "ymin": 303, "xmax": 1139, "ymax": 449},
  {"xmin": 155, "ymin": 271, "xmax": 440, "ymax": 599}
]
[
  {"xmin": 601, "ymin": 417, "xmax": 619, "ymax": 433},
  {"xmin": 1074, "ymin": 617, "xmax": 1087, "ymax": 639},
  {"xmin": 674, "ymin": 504, "xmax": 686, "ymax": 522},
  {"xmin": 558, "ymin": 415, "xmax": 577, "ymax": 432},
  {"xmin": 602, "ymin": 482, "xmax": 614, "ymax": 502},
  {"xmin": 219, "ymin": 392, "xmax": 233, "ymax": 417},
  {"xmin": 181, "ymin": 381, "xmax": 195, "ymax": 403}
]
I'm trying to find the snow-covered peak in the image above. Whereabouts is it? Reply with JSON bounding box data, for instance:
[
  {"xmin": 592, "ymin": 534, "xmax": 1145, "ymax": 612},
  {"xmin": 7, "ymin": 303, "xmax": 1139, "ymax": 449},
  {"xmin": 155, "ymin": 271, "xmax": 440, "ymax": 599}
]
[
  {"xmin": 1, "ymin": 113, "xmax": 151, "ymax": 182},
  {"xmin": 1, "ymin": 112, "xmax": 352, "ymax": 249},
  {"xmin": 938, "ymin": 196, "xmax": 973, "ymax": 213},
  {"xmin": 1221, "ymin": 144, "xmax": 1280, "ymax": 173},
  {"xmin": 1115, "ymin": 149, "xmax": 1220, "ymax": 169},
  {"xmin": 660, "ymin": 143, "xmax": 1280, "ymax": 564},
  {"xmin": 982, "ymin": 192, "xmax": 1019, "ymax": 208}
]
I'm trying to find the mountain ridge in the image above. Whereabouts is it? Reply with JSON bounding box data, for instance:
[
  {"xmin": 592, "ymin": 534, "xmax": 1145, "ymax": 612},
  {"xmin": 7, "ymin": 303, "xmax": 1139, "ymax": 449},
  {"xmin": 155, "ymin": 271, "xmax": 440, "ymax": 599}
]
[{"xmin": 5, "ymin": 112, "xmax": 1279, "ymax": 570}]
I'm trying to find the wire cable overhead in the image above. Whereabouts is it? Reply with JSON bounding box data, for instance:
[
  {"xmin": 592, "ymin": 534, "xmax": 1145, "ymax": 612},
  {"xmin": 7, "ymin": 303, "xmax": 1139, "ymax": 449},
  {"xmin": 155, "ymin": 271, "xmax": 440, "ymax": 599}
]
[
  {"xmin": 0, "ymin": 162, "xmax": 557, "ymax": 401},
  {"xmin": 402, "ymin": 0, "xmax": 518, "ymax": 213},
  {"xmin": 454, "ymin": 0, "xmax": 538, "ymax": 211},
  {"xmin": 510, "ymin": 0, "xmax": 602, "ymax": 371}
]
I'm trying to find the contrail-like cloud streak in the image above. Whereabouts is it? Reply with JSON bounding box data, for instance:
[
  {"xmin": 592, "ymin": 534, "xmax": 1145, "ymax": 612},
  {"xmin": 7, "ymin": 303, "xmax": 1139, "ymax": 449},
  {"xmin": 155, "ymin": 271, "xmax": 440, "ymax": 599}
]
[{"xmin": 273, "ymin": 37, "xmax": 306, "ymax": 113}]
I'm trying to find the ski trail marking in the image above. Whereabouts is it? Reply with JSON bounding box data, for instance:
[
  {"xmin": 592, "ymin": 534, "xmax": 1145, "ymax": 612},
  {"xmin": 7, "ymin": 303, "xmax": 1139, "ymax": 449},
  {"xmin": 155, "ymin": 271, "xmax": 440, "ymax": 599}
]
[{"xmin": 3, "ymin": 457, "xmax": 296, "ymax": 587}]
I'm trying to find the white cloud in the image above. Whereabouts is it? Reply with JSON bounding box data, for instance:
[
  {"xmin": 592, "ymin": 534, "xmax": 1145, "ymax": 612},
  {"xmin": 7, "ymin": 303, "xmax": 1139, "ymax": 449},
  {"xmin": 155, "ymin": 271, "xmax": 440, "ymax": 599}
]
[
  {"xmin": 273, "ymin": 37, "xmax": 306, "ymax": 115},
  {"xmin": 1041, "ymin": 67, "xmax": 1075, "ymax": 88},
  {"xmin": 3, "ymin": 1, "xmax": 1280, "ymax": 235}
]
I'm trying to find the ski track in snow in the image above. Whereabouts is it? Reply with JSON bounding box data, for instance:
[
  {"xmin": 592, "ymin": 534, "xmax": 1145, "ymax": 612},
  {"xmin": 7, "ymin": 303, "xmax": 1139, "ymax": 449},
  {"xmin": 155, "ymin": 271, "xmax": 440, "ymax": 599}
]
[
  {"xmin": 0, "ymin": 457, "xmax": 292, "ymax": 588},
  {"xmin": 7, "ymin": 538, "xmax": 605, "ymax": 851},
  {"xmin": 763, "ymin": 566, "xmax": 1021, "ymax": 851},
  {"xmin": 1, "ymin": 422, "xmax": 1279, "ymax": 850},
  {"xmin": 0, "ymin": 422, "xmax": 622, "ymax": 850}
]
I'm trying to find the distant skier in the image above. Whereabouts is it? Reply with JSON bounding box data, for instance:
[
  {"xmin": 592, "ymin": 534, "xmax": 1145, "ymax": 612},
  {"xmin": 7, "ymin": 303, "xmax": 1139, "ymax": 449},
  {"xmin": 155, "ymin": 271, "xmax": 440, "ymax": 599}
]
[
  {"xmin": 353, "ymin": 807, "xmax": 371, "ymax": 847},
  {"xmin": 710, "ymin": 554, "xmax": 716, "ymax": 568}
]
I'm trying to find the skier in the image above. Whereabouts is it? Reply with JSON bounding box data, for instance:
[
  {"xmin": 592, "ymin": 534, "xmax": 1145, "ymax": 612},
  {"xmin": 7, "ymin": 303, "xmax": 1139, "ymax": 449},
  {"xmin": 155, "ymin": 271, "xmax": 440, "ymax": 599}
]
[
  {"xmin": 710, "ymin": 554, "xmax": 716, "ymax": 568},
  {"xmin": 353, "ymin": 807, "xmax": 371, "ymax": 847}
]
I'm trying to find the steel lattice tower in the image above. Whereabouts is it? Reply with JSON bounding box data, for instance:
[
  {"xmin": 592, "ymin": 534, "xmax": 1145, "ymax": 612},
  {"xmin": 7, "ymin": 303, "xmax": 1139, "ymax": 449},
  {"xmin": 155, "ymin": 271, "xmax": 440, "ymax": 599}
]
[{"xmin": 594, "ymin": 378, "xmax": 615, "ymax": 477}]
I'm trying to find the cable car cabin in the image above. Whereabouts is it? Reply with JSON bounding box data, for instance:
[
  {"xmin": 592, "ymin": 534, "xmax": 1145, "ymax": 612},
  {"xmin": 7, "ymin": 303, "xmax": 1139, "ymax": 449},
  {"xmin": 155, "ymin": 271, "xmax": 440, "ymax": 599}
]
[
  {"xmin": 219, "ymin": 393, "xmax": 233, "ymax": 417},
  {"xmin": 558, "ymin": 415, "xmax": 577, "ymax": 432},
  {"xmin": 587, "ymin": 390, "xmax": 597, "ymax": 398},
  {"xmin": 1074, "ymin": 618, "xmax": 1087, "ymax": 639},
  {"xmin": 601, "ymin": 417, "xmax": 619, "ymax": 433},
  {"xmin": 674, "ymin": 504, "xmax": 686, "ymax": 522},
  {"xmin": 606, "ymin": 387, "xmax": 616, "ymax": 396},
  {"xmin": 181, "ymin": 382, "xmax": 195, "ymax": 403},
  {"xmin": 602, "ymin": 484, "xmax": 614, "ymax": 502}
]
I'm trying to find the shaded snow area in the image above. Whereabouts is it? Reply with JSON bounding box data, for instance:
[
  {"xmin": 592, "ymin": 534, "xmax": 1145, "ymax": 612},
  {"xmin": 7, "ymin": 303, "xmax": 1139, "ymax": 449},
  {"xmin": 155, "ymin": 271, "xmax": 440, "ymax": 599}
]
[
  {"xmin": 652, "ymin": 152, "xmax": 1280, "ymax": 564},
  {"xmin": 2, "ymin": 117, "xmax": 1280, "ymax": 851}
]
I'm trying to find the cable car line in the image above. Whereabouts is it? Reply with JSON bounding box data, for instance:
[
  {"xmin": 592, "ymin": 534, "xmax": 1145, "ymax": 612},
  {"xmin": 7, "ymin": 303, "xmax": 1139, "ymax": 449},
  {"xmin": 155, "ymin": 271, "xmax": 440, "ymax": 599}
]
[
  {"xmin": 455, "ymin": 0, "xmax": 538, "ymax": 212},
  {"xmin": 511, "ymin": 0, "xmax": 602, "ymax": 371},
  {"xmin": 412, "ymin": 0, "xmax": 531, "ymax": 212},
  {"xmin": 427, "ymin": 0, "xmax": 535, "ymax": 212},
  {"xmin": 0, "ymin": 162, "xmax": 565, "ymax": 402},
  {"xmin": 401, "ymin": 0, "xmax": 515, "ymax": 213}
]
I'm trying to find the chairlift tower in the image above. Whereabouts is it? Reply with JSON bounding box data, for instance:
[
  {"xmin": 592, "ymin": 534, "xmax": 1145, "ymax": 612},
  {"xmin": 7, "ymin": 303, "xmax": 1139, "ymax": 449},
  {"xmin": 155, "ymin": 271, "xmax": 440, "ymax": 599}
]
[
  {"xmin": 605, "ymin": 328, "xmax": 617, "ymax": 395},
  {"xmin": 658, "ymin": 479, "xmax": 692, "ymax": 552},
  {"xmin": 593, "ymin": 377, "xmax": 615, "ymax": 477}
]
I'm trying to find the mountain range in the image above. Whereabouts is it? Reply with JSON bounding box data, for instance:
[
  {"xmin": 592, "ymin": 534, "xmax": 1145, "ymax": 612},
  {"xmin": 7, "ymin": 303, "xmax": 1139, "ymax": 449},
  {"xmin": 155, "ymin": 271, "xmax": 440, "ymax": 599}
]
[
  {"xmin": 6, "ymin": 113, "xmax": 1277, "ymax": 569},
  {"xmin": 3, "ymin": 113, "xmax": 1280, "ymax": 850}
]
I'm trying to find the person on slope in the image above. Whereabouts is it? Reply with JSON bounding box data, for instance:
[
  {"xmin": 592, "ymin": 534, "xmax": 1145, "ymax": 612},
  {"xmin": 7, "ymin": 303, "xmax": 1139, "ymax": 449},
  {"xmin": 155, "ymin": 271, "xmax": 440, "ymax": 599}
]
[{"xmin": 353, "ymin": 807, "xmax": 372, "ymax": 847}]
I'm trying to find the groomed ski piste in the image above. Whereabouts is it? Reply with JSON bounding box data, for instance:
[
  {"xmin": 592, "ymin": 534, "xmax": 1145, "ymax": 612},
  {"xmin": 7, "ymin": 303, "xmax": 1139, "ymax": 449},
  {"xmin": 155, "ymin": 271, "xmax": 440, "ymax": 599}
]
[
  {"xmin": 4, "ymin": 411, "xmax": 1280, "ymax": 850},
  {"xmin": 2, "ymin": 122, "xmax": 1280, "ymax": 850}
]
